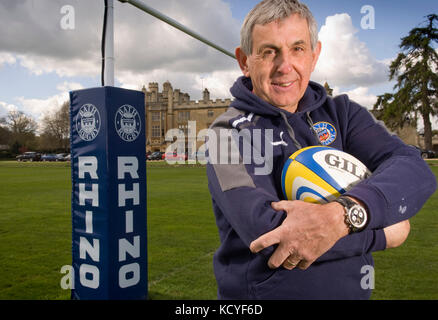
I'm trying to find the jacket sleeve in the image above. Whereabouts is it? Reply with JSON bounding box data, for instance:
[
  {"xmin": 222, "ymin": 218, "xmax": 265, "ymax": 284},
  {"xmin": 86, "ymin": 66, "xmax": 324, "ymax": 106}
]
[
  {"xmin": 317, "ymin": 229, "xmax": 386, "ymax": 262},
  {"xmin": 341, "ymin": 97, "xmax": 437, "ymax": 230},
  {"xmin": 206, "ymin": 120, "xmax": 286, "ymax": 257}
]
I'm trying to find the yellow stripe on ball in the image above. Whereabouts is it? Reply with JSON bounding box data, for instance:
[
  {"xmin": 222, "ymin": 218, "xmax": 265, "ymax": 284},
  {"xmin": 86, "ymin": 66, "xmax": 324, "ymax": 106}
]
[{"xmin": 283, "ymin": 160, "xmax": 340, "ymax": 203}]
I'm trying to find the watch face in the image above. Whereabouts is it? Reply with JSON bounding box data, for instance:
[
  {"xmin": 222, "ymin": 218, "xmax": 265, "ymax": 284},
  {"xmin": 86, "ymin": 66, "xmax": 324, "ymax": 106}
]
[{"xmin": 349, "ymin": 205, "xmax": 367, "ymax": 229}]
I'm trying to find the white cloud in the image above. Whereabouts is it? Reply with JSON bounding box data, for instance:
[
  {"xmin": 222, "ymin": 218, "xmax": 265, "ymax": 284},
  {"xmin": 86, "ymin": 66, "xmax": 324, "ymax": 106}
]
[
  {"xmin": 113, "ymin": 0, "xmax": 240, "ymax": 98},
  {"xmin": 17, "ymin": 53, "xmax": 100, "ymax": 78},
  {"xmin": 116, "ymin": 68, "xmax": 241, "ymax": 101},
  {"xmin": 56, "ymin": 81, "xmax": 84, "ymax": 93},
  {"xmin": 0, "ymin": 52, "xmax": 16, "ymax": 68},
  {"xmin": 193, "ymin": 70, "xmax": 242, "ymax": 100},
  {"xmin": 114, "ymin": 0, "xmax": 239, "ymax": 74},
  {"xmin": 2, "ymin": 81, "xmax": 83, "ymax": 130},
  {"xmin": 16, "ymin": 93, "xmax": 68, "ymax": 122},
  {"xmin": 1, "ymin": 2, "xmax": 402, "ymax": 125},
  {"xmin": 0, "ymin": 101, "xmax": 18, "ymax": 118},
  {"xmin": 0, "ymin": 0, "xmax": 239, "ymax": 79},
  {"xmin": 332, "ymin": 86, "xmax": 377, "ymax": 109},
  {"xmin": 312, "ymin": 13, "xmax": 388, "ymax": 87},
  {"xmin": 0, "ymin": 0, "xmax": 240, "ymax": 109}
]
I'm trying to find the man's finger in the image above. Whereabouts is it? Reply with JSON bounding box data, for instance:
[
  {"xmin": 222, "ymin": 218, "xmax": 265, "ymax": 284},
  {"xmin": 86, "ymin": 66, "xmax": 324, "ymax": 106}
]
[
  {"xmin": 283, "ymin": 256, "xmax": 301, "ymax": 270},
  {"xmin": 271, "ymin": 200, "xmax": 292, "ymax": 211},
  {"xmin": 268, "ymin": 243, "xmax": 295, "ymax": 269},
  {"xmin": 249, "ymin": 228, "xmax": 281, "ymax": 253},
  {"xmin": 297, "ymin": 259, "xmax": 313, "ymax": 270}
]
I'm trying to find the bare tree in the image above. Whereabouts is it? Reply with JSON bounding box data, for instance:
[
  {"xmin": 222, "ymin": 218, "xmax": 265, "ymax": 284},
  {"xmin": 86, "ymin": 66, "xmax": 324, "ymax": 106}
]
[
  {"xmin": 1, "ymin": 110, "xmax": 38, "ymax": 151},
  {"xmin": 3, "ymin": 110, "xmax": 38, "ymax": 135},
  {"xmin": 0, "ymin": 122, "xmax": 12, "ymax": 145},
  {"xmin": 40, "ymin": 101, "xmax": 70, "ymax": 151}
]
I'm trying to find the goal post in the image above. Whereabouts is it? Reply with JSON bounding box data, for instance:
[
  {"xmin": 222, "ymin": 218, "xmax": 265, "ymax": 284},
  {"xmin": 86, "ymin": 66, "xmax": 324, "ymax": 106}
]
[{"xmin": 69, "ymin": 0, "xmax": 234, "ymax": 300}]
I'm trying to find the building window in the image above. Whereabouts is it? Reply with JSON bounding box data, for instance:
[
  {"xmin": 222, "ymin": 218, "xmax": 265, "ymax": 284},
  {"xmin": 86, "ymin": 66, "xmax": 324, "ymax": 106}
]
[
  {"xmin": 152, "ymin": 112, "xmax": 160, "ymax": 121},
  {"xmin": 178, "ymin": 111, "xmax": 190, "ymax": 122},
  {"xmin": 152, "ymin": 125, "xmax": 161, "ymax": 137},
  {"xmin": 207, "ymin": 110, "xmax": 214, "ymax": 117},
  {"xmin": 178, "ymin": 124, "xmax": 188, "ymax": 136}
]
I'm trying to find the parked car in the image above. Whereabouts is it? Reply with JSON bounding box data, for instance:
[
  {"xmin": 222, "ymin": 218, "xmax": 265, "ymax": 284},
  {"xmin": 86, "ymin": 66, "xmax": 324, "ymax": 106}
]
[
  {"xmin": 163, "ymin": 152, "xmax": 187, "ymax": 161},
  {"xmin": 147, "ymin": 151, "xmax": 163, "ymax": 161},
  {"xmin": 41, "ymin": 154, "xmax": 58, "ymax": 162},
  {"xmin": 16, "ymin": 152, "xmax": 41, "ymax": 162},
  {"xmin": 64, "ymin": 154, "xmax": 71, "ymax": 161},
  {"xmin": 187, "ymin": 150, "xmax": 208, "ymax": 163},
  {"xmin": 421, "ymin": 149, "xmax": 436, "ymax": 159},
  {"xmin": 410, "ymin": 145, "xmax": 436, "ymax": 159},
  {"xmin": 56, "ymin": 153, "xmax": 68, "ymax": 161}
]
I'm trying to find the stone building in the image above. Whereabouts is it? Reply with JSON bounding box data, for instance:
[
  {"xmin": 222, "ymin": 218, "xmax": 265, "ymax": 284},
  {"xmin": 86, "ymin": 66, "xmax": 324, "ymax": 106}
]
[
  {"xmin": 142, "ymin": 81, "xmax": 438, "ymax": 156},
  {"xmin": 142, "ymin": 81, "xmax": 231, "ymax": 153}
]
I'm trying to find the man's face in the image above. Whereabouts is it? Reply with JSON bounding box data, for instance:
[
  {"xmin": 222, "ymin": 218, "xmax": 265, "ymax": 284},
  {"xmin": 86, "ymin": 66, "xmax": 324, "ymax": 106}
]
[{"xmin": 237, "ymin": 14, "xmax": 321, "ymax": 113}]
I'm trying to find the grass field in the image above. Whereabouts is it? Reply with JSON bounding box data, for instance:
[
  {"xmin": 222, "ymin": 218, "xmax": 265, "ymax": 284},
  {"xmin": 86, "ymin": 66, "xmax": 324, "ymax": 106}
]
[{"xmin": 0, "ymin": 160, "xmax": 437, "ymax": 300}]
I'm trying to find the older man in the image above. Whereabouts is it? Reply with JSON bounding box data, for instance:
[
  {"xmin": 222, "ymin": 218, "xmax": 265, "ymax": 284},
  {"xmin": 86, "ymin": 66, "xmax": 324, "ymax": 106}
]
[{"xmin": 206, "ymin": 0, "xmax": 436, "ymax": 299}]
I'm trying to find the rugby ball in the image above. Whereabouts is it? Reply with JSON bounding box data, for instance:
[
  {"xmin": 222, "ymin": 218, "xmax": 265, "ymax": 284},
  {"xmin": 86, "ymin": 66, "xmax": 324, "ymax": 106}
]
[{"xmin": 281, "ymin": 146, "xmax": 371, "ymax": 204}]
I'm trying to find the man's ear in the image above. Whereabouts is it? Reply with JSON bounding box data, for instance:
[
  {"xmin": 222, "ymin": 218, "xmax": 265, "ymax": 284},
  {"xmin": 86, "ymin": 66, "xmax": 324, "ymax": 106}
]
[
  {"xmin": 236, "ymin": 47, "xmax": 250, "ymax": 77},
  {"xmin": 311, "ymin": 41, "xmax": 322, "ymax": 72}
]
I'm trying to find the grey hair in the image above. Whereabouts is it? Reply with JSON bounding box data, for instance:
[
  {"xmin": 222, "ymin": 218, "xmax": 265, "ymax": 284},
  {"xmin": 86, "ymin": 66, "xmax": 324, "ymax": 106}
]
[{"xmin": 240, "ymin": 0, "xmax": 318, "ymax": 55}]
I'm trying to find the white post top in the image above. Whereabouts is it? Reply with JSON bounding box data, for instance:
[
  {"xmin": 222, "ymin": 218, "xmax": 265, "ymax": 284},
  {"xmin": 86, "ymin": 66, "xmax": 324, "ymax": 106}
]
[{"xmin": 104, "ymin": 0, "xmax": 115, "ymax": 86}]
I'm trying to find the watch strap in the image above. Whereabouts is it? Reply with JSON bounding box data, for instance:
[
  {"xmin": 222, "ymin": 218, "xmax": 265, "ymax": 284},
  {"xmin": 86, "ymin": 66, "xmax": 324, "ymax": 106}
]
[
  {"xmin": 334, "ymin": 196, "xmax": 357, "ymax": 209},
  {"xmin": 334, "ymin": 196, "xmax": 366, "ymax": 234}
]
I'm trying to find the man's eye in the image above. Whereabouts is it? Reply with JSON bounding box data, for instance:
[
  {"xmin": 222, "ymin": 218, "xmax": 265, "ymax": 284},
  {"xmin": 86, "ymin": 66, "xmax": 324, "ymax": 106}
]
[
  {"xmin": 263, "ymin": 49, "xmax": 275, "ymax": 56},
  {"xmin": 294, "ymin": 47, "xmax": 304, "ymax": 52}
]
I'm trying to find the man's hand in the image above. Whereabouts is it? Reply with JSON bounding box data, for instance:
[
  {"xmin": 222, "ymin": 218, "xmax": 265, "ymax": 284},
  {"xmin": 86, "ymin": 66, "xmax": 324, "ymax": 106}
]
[{"xmin": 249, "ymin": 200, "xmax": 349, "ymax": 270}]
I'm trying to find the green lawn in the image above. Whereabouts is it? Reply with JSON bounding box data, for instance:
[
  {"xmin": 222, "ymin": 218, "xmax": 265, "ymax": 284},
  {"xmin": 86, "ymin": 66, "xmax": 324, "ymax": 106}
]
[
  {"xmin": 0, "ymin": 160, "xmax": 437, "ymax": 299},
  {"xmin": 145, "ymin": 162, "xmax": 219, "ymax": 299},
  {"xmin": 0, "ymin": 161, "xmax": 219, "ymax": 300},
  {"xmin": 371, "ymin": 162, "xmax": 438, "ymax": 299}
]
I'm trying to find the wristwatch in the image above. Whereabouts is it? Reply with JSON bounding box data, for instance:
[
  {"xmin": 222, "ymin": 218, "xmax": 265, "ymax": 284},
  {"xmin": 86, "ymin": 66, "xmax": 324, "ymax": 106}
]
[{"xmin": 334, "ymin": 196, "xmax": 368, "ymax": 234}]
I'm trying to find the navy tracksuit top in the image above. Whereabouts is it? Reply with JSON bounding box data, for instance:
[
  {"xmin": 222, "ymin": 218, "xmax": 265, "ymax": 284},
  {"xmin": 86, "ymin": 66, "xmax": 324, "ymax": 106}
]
[{"xmin": 206, "ymin": 76, "xmax": 436, "ymax": 299}]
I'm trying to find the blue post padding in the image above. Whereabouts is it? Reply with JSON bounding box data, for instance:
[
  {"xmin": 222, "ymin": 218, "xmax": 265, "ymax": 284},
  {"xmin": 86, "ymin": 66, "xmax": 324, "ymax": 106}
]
[{"xmin": 69, "ymin": 86, "xmax": 147, "ymax": 300}]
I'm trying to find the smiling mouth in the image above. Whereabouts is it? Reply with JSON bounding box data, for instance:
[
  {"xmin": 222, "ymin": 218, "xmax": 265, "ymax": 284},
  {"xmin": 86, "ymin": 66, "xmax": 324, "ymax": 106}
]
[{"xmin": 272, "ymin": 81, "xmax": 293, "ymax": 88}]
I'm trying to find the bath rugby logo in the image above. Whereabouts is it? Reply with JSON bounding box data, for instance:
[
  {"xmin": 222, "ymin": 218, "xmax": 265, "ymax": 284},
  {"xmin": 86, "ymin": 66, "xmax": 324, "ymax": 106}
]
[
  {"xmin": 313, "ymin": 122, "xmax": 337, "ymax": 145},
  {"xmin": 115, "ymin": 104, "xmax": 141, "ymax": 142},
  {"xmin": 76, "ymin": 104, "xmax": 101, "ymax": 141}
]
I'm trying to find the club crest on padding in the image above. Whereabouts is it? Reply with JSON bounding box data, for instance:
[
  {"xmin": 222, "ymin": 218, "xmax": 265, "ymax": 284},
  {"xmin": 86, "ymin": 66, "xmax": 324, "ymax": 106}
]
[{"xmin": 115, "ymin": 104, "xmax": 141, "ymax": 142}]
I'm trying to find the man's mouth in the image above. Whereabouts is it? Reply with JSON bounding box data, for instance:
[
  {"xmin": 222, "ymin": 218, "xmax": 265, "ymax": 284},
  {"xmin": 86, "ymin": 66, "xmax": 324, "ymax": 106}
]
[{"xmin": 272, "ymin": 81, "xmax": 293, "ymax": 88}]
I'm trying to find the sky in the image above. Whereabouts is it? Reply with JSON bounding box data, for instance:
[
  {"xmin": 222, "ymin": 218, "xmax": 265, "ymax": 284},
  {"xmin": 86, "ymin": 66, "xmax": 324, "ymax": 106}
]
[{"xmin": 0, "ymin": 0, "xmax": 436, "ymax": 130}]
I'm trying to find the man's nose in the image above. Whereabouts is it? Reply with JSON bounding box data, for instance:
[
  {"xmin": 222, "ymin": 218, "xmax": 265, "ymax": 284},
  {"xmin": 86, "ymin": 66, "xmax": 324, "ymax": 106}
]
[{"xmin": 275, "ymin": 51, "xmax": 294, "ymax": 74}]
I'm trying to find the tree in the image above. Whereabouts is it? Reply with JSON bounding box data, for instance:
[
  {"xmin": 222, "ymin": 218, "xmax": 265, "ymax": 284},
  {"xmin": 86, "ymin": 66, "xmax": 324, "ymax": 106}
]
[
  {"xmin": 373, "ymin": 93, "xmax": 417, "ymax": 130},
  {"xmin": 39, "ymin": 101, "xmax": 70, "ymax": 151},
  {"xmin": 0, "ymin": 110, "xmax": 38, "ymax": 151},
  {"xmin": 0, "ymin": 124, "xmax": 12, "ymax": 145},
  {"xmin": 374, "ymin": 14, "xmax": 438, "ymax": 149},
  {"xmin": 2, "ymin": 110, "xmax": 38, "ymax": 135},
  {"xmin": 323, "ymin": 81, "xmax": 333, "ymax": 97}
]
